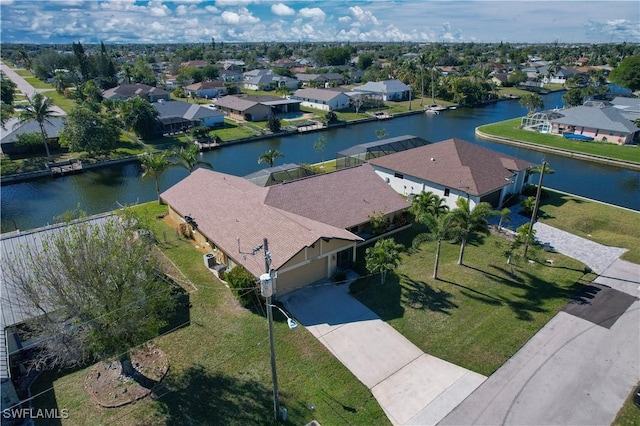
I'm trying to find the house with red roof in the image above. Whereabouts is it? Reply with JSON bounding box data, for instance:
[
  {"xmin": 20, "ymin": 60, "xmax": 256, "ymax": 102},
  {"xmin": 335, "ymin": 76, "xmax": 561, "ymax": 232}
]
[
  {"xmin": 368, "ymin": 138, "xmax": 535, "ymax": 210},
  {"xmin": 160, "ymin": 164, "xmax": 409, "ymax": 295}
]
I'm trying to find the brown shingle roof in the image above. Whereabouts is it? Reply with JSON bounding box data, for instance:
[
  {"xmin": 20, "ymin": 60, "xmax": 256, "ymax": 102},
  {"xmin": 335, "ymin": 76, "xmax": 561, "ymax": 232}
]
[
  {"xmin": 264, "ymin": 163, "xmax": 409, "ymax": 228},
  {"xmin": 369, "ymin": 138, "xmax": 535, "ymax": 196},
  {"xmin": 160, "ymin": 169, "xmax": 360, "ymax": 278}
]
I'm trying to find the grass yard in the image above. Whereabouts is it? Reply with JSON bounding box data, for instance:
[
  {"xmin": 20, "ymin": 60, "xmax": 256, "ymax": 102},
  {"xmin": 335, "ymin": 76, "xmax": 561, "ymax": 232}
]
[
  {"xmin": 31, "ymin": 203, "xmax": 388, "ymax": 426},
  {"xmin": 351, "ymin": 225, "xmax": 594, "ymax": 377},
  {"xmin": 478, "ymin": 118, "xmax": 640, "ymax": 164},
  {"xmin": 538, "ymin": 190, "xmax": 640, "ymax": 264},
  {"xmin": 612, "ymin": 383, "xmax": 640, "ymax": 426}
]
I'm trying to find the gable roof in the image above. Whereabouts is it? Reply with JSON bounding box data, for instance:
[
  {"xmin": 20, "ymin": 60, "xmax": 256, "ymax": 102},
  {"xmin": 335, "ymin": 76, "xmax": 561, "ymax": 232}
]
[
  {"xmin": 160, "ymin": 169, "xmax": 361, "ymax": 278},
  {"xmin": 550, "ymin": 105, "xmax": 639, "ymax": 133},
  {"xmin": 368, "ymin": 138, "xmax": 535, "ymax": 197},
  {"xmin": 354, "ymin": 80, "xmax": 410, "ymax": 94},
  {"xmin": 264, "ymin": 163, "xmax": 409, "ymax": 229}
]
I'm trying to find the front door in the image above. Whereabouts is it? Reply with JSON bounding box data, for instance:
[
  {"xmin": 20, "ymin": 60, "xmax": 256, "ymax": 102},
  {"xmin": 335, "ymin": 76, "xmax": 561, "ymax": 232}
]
[{"xmin": 336, "ymin": 247, "xmax": 353, "ymax": 270}]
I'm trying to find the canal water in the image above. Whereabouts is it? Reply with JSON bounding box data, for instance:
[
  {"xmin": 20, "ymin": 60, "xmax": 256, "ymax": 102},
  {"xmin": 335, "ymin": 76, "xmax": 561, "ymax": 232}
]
[{"xmin": 2, "ymin": 91, "xmax": 639, "ymax": 233}]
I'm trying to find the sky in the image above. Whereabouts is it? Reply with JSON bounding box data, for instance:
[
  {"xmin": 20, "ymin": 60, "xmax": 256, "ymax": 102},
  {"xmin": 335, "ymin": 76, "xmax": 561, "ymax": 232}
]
[{"xmin": 0, "ymin": 0, "xmax": 638, "ymax": 45}]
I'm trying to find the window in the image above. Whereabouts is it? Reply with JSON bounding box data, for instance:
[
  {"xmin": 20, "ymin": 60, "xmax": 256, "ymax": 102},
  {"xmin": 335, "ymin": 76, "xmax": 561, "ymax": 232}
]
[
  {"xmin": 444, "ymin": 188, "xmax": 450, "ymax": 196},
  {"xmin": 394, "ymin": 172, "xmax": 404, "ymax": 179}
]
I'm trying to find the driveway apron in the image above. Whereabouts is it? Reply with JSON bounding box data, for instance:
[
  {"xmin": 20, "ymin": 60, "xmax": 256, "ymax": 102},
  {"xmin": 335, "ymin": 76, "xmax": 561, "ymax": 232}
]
[{"xmin": 282, "ymin": 282, "xmax": 486, "ymax": 426}]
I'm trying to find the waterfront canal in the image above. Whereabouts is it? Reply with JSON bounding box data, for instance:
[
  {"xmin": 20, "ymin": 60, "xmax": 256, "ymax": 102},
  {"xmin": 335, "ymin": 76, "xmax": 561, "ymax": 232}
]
[{"xmin": 2, "ymin": 91, "xmax": 639, "ymax": 233}]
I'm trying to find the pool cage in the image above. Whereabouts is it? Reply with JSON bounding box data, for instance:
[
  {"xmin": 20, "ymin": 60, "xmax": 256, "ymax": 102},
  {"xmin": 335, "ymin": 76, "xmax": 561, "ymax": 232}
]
[
  {"xmin": 521, "ymin": 110, "xmax": 564, "ymax": 134},
  {"xmin": 336, "ymin": 135, "xmax": 431, "ymax": 169},
  {"xmin": 244, "ymin": 163, "xmax": 316, "ymax": 187}
]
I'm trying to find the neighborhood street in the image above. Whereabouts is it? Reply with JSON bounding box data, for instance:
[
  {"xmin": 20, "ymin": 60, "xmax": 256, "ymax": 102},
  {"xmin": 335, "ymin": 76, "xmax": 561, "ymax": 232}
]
[{"xmin": 0, "ymin": 61, "xmax": 66, "ymax": 116}]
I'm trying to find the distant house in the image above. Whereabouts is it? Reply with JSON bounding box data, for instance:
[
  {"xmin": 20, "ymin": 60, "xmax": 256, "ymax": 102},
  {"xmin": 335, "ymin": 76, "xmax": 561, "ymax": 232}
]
[
  {"xmin": 153, "ymin": 100, "xmax": 225, "ymax": 134},
  {"xmin": 243, "ymin": 74, "xmax": 275, "ymax": 91},
  {"xmin": 1, "ymin": 117, "xmax": 65, "ymax": 156},
  {"xmin": 543, "ymin": 67, "xmax": 582, "ymax": 84},
  {"xmin": 185, "ymin": 81, "xmax": 227, "ymax": 99},
  {"xmin": 180, "ymin": 60, "xmax": 207, "ymax": 69},
  {"xmin": 218, "ymin": 69, "xmax": 243, "ymax": 83},
  {"xmin": 160, "ymin": 165, "xmax": 409, "ymax": 294},
  {"xmin": 368, "ymin": 138, "xmax": 534, "ymax": 209},
  {"xmin": 492, "ymin": 73, "xmax": 509, "ymax": 87},
  {"xmin": 353, "ymin": 80, "xmax": 411, "ymax": 102},
  {"xmin": 609, "ymin": 97, "xmax": 640, "ymax": 122},
  {"xmin": 295, "ymin": 73, "xmax": 328, "ymax": 88},
  {"xmin": 547, "ymin": 105, "xmax": 639, "ymax": 144},
  {"xmin": 214, "ymin": 95, "xmax": 273, "ymax": 121},
  {"xmin": 290, "ymin": 88, "xmax": 350, "ymax": 111},
  {"xmin": 103, "ymin": 84, "xmax": 170, "ymax": 102}
]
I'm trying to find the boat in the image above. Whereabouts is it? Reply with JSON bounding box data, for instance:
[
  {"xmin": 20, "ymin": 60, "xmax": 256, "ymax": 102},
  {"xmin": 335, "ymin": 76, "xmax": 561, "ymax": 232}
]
[{"xmin": 425, "ymin": 108, "xmax": 439, "ymax": 115}]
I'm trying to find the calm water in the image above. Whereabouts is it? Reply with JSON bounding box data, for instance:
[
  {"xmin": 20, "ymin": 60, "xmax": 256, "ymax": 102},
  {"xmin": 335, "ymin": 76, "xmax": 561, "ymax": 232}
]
[{"xmin": 2, "ymin": 91, "xmax": 639, "ymax": 233}]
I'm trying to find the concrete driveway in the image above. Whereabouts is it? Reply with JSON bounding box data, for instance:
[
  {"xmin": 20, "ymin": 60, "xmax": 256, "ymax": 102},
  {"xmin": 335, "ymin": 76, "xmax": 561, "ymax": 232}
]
[
  {"xmin": 282, "ymin": 281, "xmax": 486, "ymax": 426},
  {"xmin": 440, "ymin": 258, "xmax": 640, "ymax": 426}
]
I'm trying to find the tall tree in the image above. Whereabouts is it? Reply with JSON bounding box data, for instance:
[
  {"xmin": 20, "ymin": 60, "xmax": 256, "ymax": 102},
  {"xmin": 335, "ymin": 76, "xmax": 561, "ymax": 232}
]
[
  {"xmin": 72, "ymin": 41, "xmax": 92, "ymax": 82},
  {"xmin": 608, "ymin": 55, "xmax": 640, "ymax": 92},
  {"xmin": 172, "ymin": 144, "xmax": 212, "ymax": 173},
  {"xmin": 2, "ymin": 212, "xmax": 176, "ymax": 377},
  {"xmin": 1, "ymin": 76, "xmax": 17, "ymax": 105},
  {"xmin": 257, "ymin": 148, "xmax": 284, "ymax": 167},
  {"xmin": 410, "ymin": 191, "xmax": 449, "ymax": 221},
  {"xmin": 449, "ymin": 198, "xmax": 494, "ymax": 265},
  {"xmin": 416, "ymin": 213, "xmax": 454, "ymax": 280},
  {"xmin": 365, "ymin": 238, "xmax": 403, "ymax": 285},
  {"xmin": 121, "ymin": 97, "xmax": 159, "ymax": 140},
  {"xmin": 59, "ymin": 105, "xmax": 120, "ymax": 155},
  {"xmin": 519, "ymin": 93, "xmax": 544, "ymax": 114},
  {"xmin": 140, "ymin": 152, "xmax": 173, "ymax": 203},
  {"xmin": 16, "ymin": 93, "xmax": 56, "ymax": 160}
]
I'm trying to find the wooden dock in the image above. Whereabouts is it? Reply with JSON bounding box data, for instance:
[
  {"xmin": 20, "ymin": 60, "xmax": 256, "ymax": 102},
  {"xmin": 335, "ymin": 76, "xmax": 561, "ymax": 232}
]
[
  {"xmin": 49, "ymin": 159, "xmax": 83, "ymax": 176},
  {"xmin": 195, "ymin": 141, "xmax": 220, "ymax": 151}
]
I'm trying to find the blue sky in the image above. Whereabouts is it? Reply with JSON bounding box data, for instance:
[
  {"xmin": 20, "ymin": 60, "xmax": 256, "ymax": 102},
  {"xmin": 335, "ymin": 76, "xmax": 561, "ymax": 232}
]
[{"xmin": 1, "ymin": 0, "xmax": 638, "ymax": 44}]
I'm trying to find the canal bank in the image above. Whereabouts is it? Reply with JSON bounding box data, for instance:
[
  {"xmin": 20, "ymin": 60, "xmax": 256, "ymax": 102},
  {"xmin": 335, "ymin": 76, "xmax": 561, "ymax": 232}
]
[{"xmin": 475, "ymin": 129, "xmax": 640, "ymax": 171}]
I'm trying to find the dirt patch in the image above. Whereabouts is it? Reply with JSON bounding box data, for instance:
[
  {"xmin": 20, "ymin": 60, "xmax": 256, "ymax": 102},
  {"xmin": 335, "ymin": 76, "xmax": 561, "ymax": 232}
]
[{"xmin": 84, "ymin": 346, "xmax": 169, "ymax": 408}]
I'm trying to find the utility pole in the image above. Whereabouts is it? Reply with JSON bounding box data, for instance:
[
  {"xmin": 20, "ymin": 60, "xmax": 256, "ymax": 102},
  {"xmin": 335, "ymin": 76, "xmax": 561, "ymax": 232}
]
[
  {"xmin": 523, "ymin": 161, "xmax": 547, "ymax": 258},
  {"xmin": 261, "ymin": 238, "xmax": 280, "ymax": 421}
]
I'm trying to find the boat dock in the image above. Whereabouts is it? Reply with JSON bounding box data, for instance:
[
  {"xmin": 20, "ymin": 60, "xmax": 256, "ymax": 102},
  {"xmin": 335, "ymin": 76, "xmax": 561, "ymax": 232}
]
[
  {"xmin": 195, "ymin": 140, "xmax": 220, "ymax": 151},
  {"xmin": 49, "ymin": 159, "xmax": 83, "ymax": 176}
]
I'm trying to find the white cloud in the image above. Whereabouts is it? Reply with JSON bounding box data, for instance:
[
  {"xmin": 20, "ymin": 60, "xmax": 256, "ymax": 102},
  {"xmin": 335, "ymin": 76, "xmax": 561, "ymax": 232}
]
[
  {"xmin": 349, "ymin": 5, "xmax": 379, "ymax": 25},
  {"xmin": 221, "ymin": 7, "xmax": 259, "ymax": 25},
  {"xmin": 215, "ymin": 0, "xmax": 257, "ymax": 6},
  {"xmin": 176, "ymin": 5, "xmax": 188, "ymax": 15},
  {"xmin": 148, "ymin": 2, "xmax": 170, "ymax": 17},
  {"xmin": 338, "ymin": 16, "xmax": 351, "ymax": 24},
  {"xmin": 299, "ymin": 7, "xmax": 325, "ymax": 19},
  {"xmin": 271, "ymin": 3, "xmax": 295, "ymax": 17}
]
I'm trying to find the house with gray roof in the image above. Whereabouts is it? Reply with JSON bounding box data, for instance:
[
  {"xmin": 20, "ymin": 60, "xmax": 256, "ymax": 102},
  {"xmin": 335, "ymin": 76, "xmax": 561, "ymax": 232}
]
[
  {"xmin": 102, "ymin": 83, "xmax": 170, "ymax": 102},
  {"xmin": 368, "ymin": 138, "xmax": 535, "ymax": 210},
  {"xmin": 353, "ymin": 80, "xmax": 411, "ymax": 102},
  {"xmin": 160, "ymin": 164, "xmax": 409, "ymax": 295},
  {"xmin": 547, "ymin": 105, "xmax": 639, "ymax": 144},
  {"xmin": 185, "ymin": 81, "xmax": 227, "ymax": 99},
  {"xmin": 290, "ymin": 88, "xmax": 350, "ymax": 111},
  {"xmin": 610, "ymin": 97, "xmax": 640, "ymax": 122},
  {"xmin": 153, "ymin": 100, "xmax": 225, "ymax": 134},
  {"xmin": 1, "ymin": 117, "xmax": 65, "ymax": 156}
]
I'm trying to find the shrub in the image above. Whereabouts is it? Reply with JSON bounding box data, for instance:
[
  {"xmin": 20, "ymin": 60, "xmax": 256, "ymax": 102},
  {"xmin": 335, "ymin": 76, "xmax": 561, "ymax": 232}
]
[{"xmin": 226, "ymin": 266, "xmax": 258, "ymax": 308}]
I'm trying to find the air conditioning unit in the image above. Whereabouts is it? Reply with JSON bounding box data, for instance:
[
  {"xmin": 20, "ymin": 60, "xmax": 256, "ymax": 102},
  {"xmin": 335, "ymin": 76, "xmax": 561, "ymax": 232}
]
[{"xmin": 203, "ymin": 253, "xmax": 216, "ymax": 268}]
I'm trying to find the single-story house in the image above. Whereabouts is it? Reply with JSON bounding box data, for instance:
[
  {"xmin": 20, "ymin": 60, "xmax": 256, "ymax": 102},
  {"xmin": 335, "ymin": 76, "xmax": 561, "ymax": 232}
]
[
  {"xmin": 214, "ymin": 96, "xmax": 273, "ymax": 121},
  {"xmin": 542, "ymin": 67, "xmax": 582, "ymax": 85},
  {"xmin": 185, "ymin": 81, "xmax": 227, "ymax": 99},
  {"xmin": 546, "ymin": 105, "xmax": 639, "ymax": 144},
  {"xmin": 160, "ymin": 164, "xmax": 410, "ymax": 295},
  {"xmin": 1, "ymin": 117, "xmax": 65, "ymax": 156},
  {"xmin": 609, "ymin": 97, "xmax": 640, "ymax": 122},
  {"xmin": 368, "ymin": 138, "xmax": 535, "ymax": 210},
  {"xmin": 218, "ymin": 69, "xmax": 243, "ymax": 83},
  {"xmin": 271, "ymin": 76, "xmax": 300, "ymax": 91},
  {"xmin": 102, "ymin": 84, "xmax": 171, "ymax": 102},
  {"xmin": 243, "ymin": 74, "xmax": 276, "ymax": 91},
  {"xmin": 353, "ymin": 80, "xmax": 411, "ymax": 102},
  {"xmin": 491, "ymin": 73, "xmax": 509, "ymax": 87},
  {"xmin": 153, "ymin": 100, "xmax": 225, "ymax": 134},
  {"xmin": 295, "ymin": 73, "xmax": 329, "ymax": 88},
  {"xmin": 290, "ymin": 88, "xmax": 351, "ymax": 111}
]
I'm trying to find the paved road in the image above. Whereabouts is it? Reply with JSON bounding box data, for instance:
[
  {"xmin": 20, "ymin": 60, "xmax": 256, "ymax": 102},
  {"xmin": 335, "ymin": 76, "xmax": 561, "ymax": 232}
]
[
  {"xmin": 282, "ymin": 280, "xmax": 486, "ymax": 426},
  {"xmin": 440, "ymin": 233, "xmax": 640, "ymax": 425},
  {"xmin": 1, "ymin": 61, "xmax": 66, "ymax": 116}
]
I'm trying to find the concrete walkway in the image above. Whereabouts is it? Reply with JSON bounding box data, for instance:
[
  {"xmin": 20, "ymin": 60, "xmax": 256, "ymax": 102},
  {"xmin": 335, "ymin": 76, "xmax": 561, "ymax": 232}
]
[
  {"xmin": 282, "ymin": 281, "xmax": 486, "ymax": 426},
  {"xmin": 441, "ymin": 228, "xmax": 640, "ymax": 425}
]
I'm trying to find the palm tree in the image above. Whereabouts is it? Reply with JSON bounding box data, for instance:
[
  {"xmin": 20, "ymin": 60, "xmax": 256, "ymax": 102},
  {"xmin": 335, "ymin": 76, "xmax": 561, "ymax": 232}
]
[
  {"xmin": 410, "ymin": 191, "xmax": 449, "ymax": 222},
  {"xmin": 417, "ymin": 53, "xmax": 429, "ymax": 106},
  {"xmin": 497, "ymin": 207, "xmax": 511, "ymax": 231},
  {"xmin": 172, "ymin": 144, "xmax": 212, "ymax": 173},
  {"xmin": 420, "ymin": 213, "xmax": 454, "ymax": 279},
  {"xmin": 17, "ymin": 93, "xmax": 56, "ymax": 161},
  {"xmin": 365, "ymin": 238, "xmax": 403, "ymax": 285},
  {"xmin": 257, "ymin": 149, "xmax": 284, "ymax": 167},
  {"xmin": 140, "ymin": 152, "xmax": 173, "ymax": 204},
  {"xmin": 449, "ymin": 198, "xmax": 494, "ymax": 265}
]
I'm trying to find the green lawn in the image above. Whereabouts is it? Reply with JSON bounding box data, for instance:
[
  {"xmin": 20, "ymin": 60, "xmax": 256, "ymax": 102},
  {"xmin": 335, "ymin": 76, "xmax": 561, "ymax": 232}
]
[
  {"xmin": 612, "ymin": 383, "xmax": 640, "ymax": 426},
  {"xmin": 32, "ymin": 203, "xmax": 388, "ymax": 426},
  {"xmin": 538, "ymin": 190, "xmax": 640, "ymax": 264},
  {"xmin": 350, "ymin": 225, "xmax": 593, "ymax": 376},
  {"xmin": 478, "ymin": 118, "xmax": 640, "ymax": 164}
]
